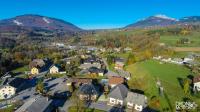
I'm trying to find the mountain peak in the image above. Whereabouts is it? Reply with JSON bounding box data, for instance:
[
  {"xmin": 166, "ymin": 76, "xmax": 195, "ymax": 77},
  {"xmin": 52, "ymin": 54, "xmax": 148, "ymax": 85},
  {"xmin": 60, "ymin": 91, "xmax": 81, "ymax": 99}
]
[{"xmin": 153, "ymin": 14, "xmax": 177, "ymax": 21}]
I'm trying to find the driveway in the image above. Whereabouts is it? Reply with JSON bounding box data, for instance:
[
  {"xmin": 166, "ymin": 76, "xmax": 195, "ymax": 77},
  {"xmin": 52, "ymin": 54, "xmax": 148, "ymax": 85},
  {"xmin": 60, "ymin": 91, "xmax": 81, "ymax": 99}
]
[{"xmin": 89, "ymin": 101, "xmax": 124, "ymax": 112}]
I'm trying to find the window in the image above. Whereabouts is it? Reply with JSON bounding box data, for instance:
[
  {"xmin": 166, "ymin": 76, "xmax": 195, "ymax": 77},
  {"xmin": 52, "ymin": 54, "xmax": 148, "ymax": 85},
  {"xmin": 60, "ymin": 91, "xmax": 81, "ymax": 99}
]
[
  {"xmin": 110, "ymin": 98, "xmax": 116, "ymax": 104},
  {"xmin": 135, "ymin": 105, "xmax": 143, "ymax": 111}
]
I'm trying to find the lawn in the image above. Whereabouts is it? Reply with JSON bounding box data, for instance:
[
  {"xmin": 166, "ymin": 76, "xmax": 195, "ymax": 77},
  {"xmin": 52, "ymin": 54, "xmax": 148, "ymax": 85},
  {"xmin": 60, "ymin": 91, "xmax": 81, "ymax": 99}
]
[
  {"xmin": 126, "ymin": 60, "xmax": 199, "ymax": 111},
  {"xmin": 12, "ymin": 66, "xmax": 29, "ymax": 73},
  {"xmin": 68, "ymin": 106, "xmax": 105, "ymax": 112}
]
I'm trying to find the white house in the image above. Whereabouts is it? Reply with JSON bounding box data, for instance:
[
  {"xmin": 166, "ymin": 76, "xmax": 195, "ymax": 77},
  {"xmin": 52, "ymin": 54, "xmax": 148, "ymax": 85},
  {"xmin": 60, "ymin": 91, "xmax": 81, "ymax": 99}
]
[
  {"xmin": 49, "ymin": 65, "xmax": 60, "ymax": 74},
  {"xmin": 0, "ymin": 85, "xmax": 16, "ymax": 99},
  {"xmin": 193, "ymin": 75, "xmax": 200, "ymax": 92},
  {"xmin": 126, "ymin": 92, "xmax": 148, "ymax": 112}
]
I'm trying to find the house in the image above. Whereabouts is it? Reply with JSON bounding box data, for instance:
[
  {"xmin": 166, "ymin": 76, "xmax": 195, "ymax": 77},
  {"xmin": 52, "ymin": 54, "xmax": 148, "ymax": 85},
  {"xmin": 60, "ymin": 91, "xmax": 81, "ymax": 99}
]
[
  {"xmin": 153, "ymin": 56, "xmax": 162, "ymax": 60},
  {"xmin": 126, "ymin": 92, "xmax": 148, "ymax": 111},
  {"xmin": 88, "ymin": 67, "xmax": 105, "ymax": 76},
  {"xmin": 83, "ymin": 56, "xmax": 101, "ymax": 65},
  {"xmin": 116, "ymin": 69, "xmax": 131, "ymax": 80},
  {"xmin": 31, "ymin": 67, "xmax": 40, "ymax": 75},
  {"xmin": 29, "ymin": 59, "xmax": 47, "ymax": 75},
  {"xmin": 7, "ymin": 77, "xmax": 27, "ymax": 91},
  {"xmin": 0, "ymin": 77, "xmax": 26, "ymax": 99},
  {"xmin": 0, "ymin": 85, "xmax": 16, "ymax": 99},
  {"xmin": 114, "ymin": 48, "xmax": 121, "ymax": 52},
  {"xmin": 79, "ymin": 63, "xmax": 102, "ymax": 70},
  {"xmin": 124, "ymin": 47, "xmax": 132, "ymax": 52},
  {"xmin": 49, "ymin": 65, "xmax": 60, "ymax": 74},
  {"xmin": 15, "ymin": 95, "xmax": 53, "ymax": 112},
  {"xmin": 115, "ymin": 58, "xmax": 126, "ymax": 70},
  {"xmin": 193, "ymin": 75, "xmax": 200, "ymax": 92},
  {"xmin": 77, "ymin": 83, "xmax": 98, "ymax": 101},
  {"xmin": 108, "ymin": 84, "xmax": 128, "ymax": 106},
  {"xmin": 66, "ymin": 78, "xmax": 93, "ymax": 86},
  {"xmin": 108, "ymin": 76, "xmax": 125, "ymax": 88},
  {"xmin": 183, "ymin": 55, "xmax": 194, "ymax": 63},
  {"xmin": 171, "ymin": 58, "xmax": 183, "ymax": 65}
]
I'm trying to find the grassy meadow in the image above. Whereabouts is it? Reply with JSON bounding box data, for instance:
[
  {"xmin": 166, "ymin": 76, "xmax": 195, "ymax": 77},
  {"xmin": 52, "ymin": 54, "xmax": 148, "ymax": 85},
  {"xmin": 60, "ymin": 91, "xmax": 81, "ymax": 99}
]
[{"xmin": 126, "ymin": 60, "xmax": 200, "ymax": 111}]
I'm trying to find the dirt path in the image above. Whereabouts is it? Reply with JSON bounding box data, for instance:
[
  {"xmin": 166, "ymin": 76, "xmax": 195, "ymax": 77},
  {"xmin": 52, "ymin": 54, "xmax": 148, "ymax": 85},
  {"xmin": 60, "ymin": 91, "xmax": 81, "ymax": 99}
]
[{"xmin": 173, "ymin": 47, "xmax": 200, "ymax": 52}]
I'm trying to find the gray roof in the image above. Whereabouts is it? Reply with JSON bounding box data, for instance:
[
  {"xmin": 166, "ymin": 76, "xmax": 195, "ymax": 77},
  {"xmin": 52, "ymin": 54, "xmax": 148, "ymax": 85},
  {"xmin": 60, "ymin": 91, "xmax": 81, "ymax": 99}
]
[
  {"xmin": 44, "ymin": 77, "xmax": 68, "ymax": 95},
  {"xmin": 77, "ymin": 84, "xmax": 98, "ymax": 95},
  {"xmin": 115, "ymin": 58, "xmax": 126, "ymax": 63},
  {"xmin": 2, "ymin": 77, "xmax": 26, "ymax": 89},
  {"xmin": 79, "ymin": 63, "xmax": 101, "ymax": 69},
  {"xmin": 126, "ymin": 92, "xmax": 147, "ymax": 107},
  {"xmin": 116, "ymin": 70, "xmax": 131, "ymax": 78},
  {"xmin": 108, "ymin": 84, "xmax": 128, "ymax": 100},
  {"xmin": 15, "ymin": 95, "xmax": 53, "ymax": 112}
]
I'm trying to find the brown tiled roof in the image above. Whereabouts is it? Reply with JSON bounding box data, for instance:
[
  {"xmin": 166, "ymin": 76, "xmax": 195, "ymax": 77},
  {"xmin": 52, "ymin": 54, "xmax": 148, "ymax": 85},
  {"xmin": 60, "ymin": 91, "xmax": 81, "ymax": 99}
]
[
  {"xmin": 108, "ymin": 76, "xmax": 125, "ymax": 85},
  {"xmin": 193, "ymin": 75, "xmax": 200, "ymax": 83}
]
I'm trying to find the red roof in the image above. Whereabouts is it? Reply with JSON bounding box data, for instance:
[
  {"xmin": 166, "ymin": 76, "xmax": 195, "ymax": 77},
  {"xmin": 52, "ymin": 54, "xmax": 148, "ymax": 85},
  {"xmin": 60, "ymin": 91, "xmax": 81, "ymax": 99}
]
[
  {"xmin": 193, "ymin": 75, "xmax": 200, "ymax": 83},
  {"xmin": 108, "ymin": 76, "xmax": 125, "ymax": 85}
]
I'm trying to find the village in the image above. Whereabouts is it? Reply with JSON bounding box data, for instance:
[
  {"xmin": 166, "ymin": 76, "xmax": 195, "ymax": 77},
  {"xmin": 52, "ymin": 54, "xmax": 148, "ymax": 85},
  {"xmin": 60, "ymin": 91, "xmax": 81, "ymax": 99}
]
[
  {"xmin": 0, "ymin": 45, "xmax": 148, "ymax": 112},
  {"xmin": 0, "ymin": 44, "xmax": 200, "ymax": 112}
]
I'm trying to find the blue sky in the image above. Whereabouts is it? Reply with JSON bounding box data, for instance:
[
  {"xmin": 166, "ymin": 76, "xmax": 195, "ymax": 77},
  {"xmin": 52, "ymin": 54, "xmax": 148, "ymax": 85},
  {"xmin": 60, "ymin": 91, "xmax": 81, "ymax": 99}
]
[{"xmin": 0, "ymin": 0, "xmax": 200, "ymax": 29}]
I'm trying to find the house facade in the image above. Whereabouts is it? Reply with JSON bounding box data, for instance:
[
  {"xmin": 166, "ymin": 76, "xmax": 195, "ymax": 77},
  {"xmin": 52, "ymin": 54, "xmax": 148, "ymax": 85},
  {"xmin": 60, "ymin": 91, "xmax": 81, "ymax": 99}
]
[
  {"xmin": 31, "ymin": 67, "xmax": 40, "ymax": 75},
  {"xmin": 107, "ymin": 84, "xmax": 148, "ymax": 111},
  {"xmin": 49, "ymin": 65, "xmax": 59, "ymax": 74},
  {"xmin": 114, "ymin": 58, "xmax": 125, "ymax": 70},
  {"xmin": 77, "ymin": 84, "xmax": 98, "ymax": 101},
  {"xmin": 0, "ymin": 85, "xmax": 16, "ymax": 99},
  {"xmin": 126, "ymin": 92, "xmax": 147, "ymax": 112}
]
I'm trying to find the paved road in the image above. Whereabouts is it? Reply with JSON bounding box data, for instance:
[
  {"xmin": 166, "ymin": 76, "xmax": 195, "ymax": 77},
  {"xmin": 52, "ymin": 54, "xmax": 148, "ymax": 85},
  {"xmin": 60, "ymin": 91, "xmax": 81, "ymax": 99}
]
[
  {"xmin": 58, "ymin": 100, "xmax": 72, "ymax": 112},
  {"xmin": 89, "ymin": 101, "xmax": 124, "ymax": 112}
]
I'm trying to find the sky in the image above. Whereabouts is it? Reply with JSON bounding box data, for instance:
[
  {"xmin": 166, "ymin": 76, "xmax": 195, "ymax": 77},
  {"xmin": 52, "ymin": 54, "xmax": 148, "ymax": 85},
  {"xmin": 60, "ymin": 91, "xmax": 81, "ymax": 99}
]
[{"xmin": 0, "ymin": 0, "xmax": 200, "ymax": 29}]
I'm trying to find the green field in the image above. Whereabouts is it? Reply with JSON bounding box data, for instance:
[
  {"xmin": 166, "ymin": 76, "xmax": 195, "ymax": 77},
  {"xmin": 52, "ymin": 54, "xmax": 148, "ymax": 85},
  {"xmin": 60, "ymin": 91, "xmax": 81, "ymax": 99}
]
[
  {"xmin": 12, "ymin": 66, "xmax": 29, "ymax": 73},
  {"xmin": 126, "ymin": 60, "xmax": 200, "ymax": 111},
  {"xmin": 160, "ymin": 32, "xmax": 200, "ymax": 47}
]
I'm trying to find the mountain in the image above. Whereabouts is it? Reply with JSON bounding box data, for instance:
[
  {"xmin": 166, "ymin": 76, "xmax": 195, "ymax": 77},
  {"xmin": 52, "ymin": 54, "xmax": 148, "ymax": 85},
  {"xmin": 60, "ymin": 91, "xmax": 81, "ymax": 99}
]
[
  {"xmin": 126, "ymin": 15, "xmax": 177, "ymax": 28},
  {"xmin": 0, "ymin": 14, "xmax": 83, "ymax": 38},
  {"xmin": 125, "ymin": 15, "xmax": 200, "ymax": 29},
  {"xmin": 179, "ymin": 16, "xmax": 200, "ymax": 24},
  {"xmin": 0, "ymin": 14, "xmax": 82, "ymax": 32}
]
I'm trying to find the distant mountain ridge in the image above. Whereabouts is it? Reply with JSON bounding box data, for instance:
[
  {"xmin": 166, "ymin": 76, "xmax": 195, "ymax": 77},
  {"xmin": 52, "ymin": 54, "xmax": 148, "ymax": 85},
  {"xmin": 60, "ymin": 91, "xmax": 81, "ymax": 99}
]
[
  {"xmin": 1, "ymin": 14, "xmax": 200, "ymax": 33},
  {"xmin": 0, "ymin": 14, "xmax": 82, "ymax": 35},
  {"xmin": 125, "ymin": 15, "xmax": 200, "ymax": 29}
]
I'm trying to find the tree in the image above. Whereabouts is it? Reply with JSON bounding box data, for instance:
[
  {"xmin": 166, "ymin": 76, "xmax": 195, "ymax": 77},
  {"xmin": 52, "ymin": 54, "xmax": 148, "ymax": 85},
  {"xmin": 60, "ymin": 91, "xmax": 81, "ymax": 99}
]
[
  {"xmin": 126, "ymin": 53, "xmax": 136, "ymax": 65},
  {"xmin": 107, "ymin": 55, "xmax": 115, "ymax": 65},
  {"xmin": 36, "ymin": 79, "xmax": 45, "ymax": 94},
  {"xmin": 68, "ymin": 85, "xmax": 74, "ymax": 93},
  {"xmin": 183, "ymin": 79, "xmax": 190, "ymax": 95},
  {"xmin": 70, "ymin": 92, "xmax": 85, "ymax": 112}
]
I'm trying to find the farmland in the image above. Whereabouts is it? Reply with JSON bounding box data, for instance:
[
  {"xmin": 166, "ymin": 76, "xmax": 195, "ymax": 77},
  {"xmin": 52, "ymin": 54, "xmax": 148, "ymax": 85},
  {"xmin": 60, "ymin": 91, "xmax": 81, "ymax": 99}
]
[{"xmin": 126, "ymin": 60, "xmax": 200, "ymax": 111}]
